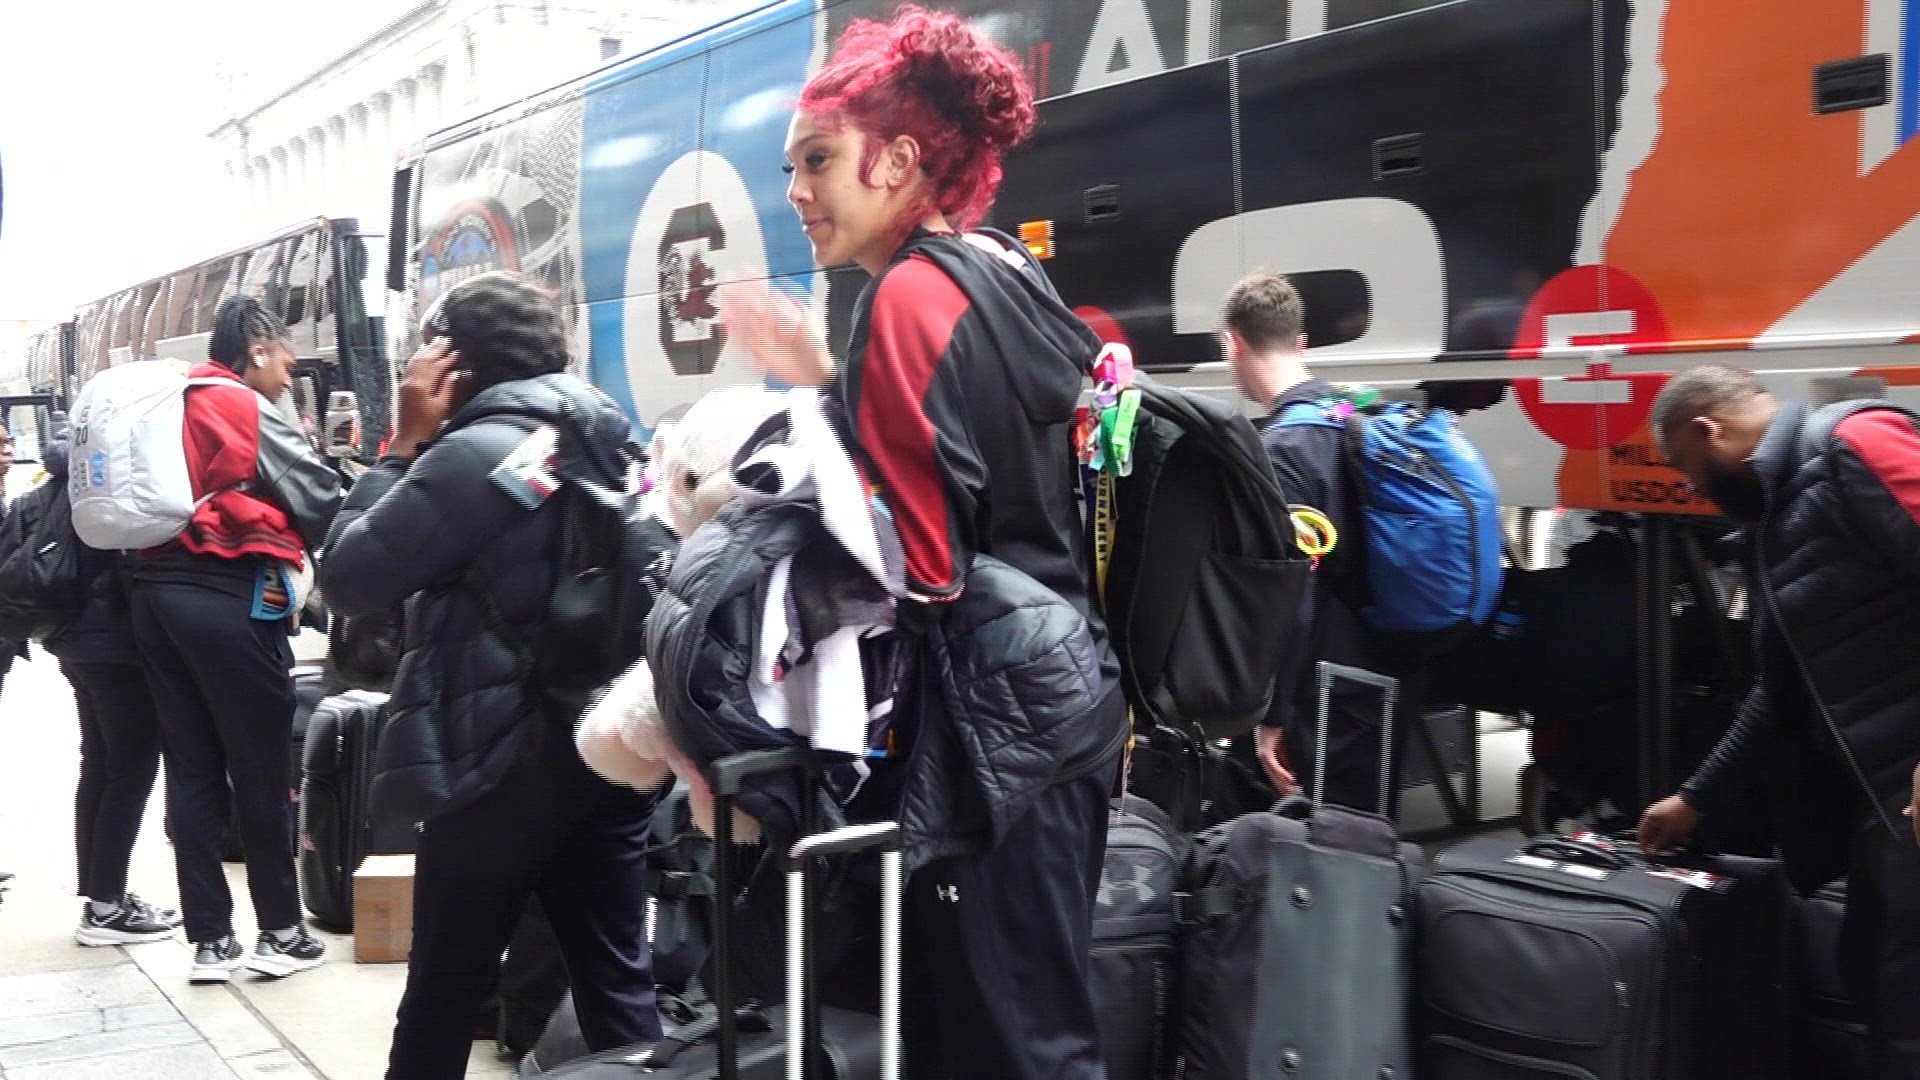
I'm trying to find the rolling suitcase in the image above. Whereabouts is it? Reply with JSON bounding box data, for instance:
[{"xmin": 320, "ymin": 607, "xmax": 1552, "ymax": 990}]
[
  {"xmin": 1415, "ymin": 831, "xmax": 1790, "ymax": 1080},
  {"xmin": 1174, "ymin": 661, "xmax": 1422, "ymax": 1080},
  {"xmin": 535, "ymin": 748, "xmax": 900, "ymax": 1079},
  {"xmin": 298, "ymin": 689, "xmax": 411, "ymax": 930},
  {"xmin": 1792, "ymin": 879, "xmax": 1871, "ymax": 1080}
]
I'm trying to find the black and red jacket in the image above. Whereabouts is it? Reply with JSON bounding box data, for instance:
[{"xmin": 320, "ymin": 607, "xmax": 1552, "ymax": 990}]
[
  {"xmin": 840, "ymin": 227, "xmax": 1102, "ymax": 617},
  {"xmin": 836, "ymin": 227, "xmax": 1126, "ymax": 782}
]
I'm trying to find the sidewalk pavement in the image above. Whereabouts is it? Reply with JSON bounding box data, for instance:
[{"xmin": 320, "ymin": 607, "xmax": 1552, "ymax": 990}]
[{"xmin": 0, "ymin": 643, "xmax": 512, "ymax": 1079}]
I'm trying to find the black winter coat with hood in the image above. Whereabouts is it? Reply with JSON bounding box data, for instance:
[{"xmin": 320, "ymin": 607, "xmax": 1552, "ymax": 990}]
[
  {"xmin": 318, "ymin": 373, "xmax": 634, "ymax": 824},
  {"xmin": 1680, "ymin": 400, "xmax": 1920, "ymax": 890}
]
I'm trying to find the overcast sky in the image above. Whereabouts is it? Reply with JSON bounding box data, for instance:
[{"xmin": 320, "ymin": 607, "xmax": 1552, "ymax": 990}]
[{"xmin": 0, "ymin": 0, "xmax": 415, "ymax": 323}]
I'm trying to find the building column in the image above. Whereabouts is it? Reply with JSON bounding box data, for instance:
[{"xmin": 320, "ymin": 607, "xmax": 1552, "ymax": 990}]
[
  {"xmin": 288, "ymin": 137, "xmax": 310, "ymax": 220},
  {"xmin": 369, "ymin": 91, "xmax": 394, "ymax": 172},
  {"xmin": 270, "ymin": 146, "xmax": 289, "ymax": 224},
  {"xmin": 418, "ymin": 64, "xmax": 443, "ymax": 134},
  {"xmin": 328, "ymin": 116, "xmax": 349, "ymax": 212},
  {"xmin": 251, "ymin": 156, "xmax": 272, "ymax": 230}
]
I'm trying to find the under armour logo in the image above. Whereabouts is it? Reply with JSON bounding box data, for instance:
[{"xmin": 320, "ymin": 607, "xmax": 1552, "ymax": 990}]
[
  {"xmin": 1097, "ymin": 864, "xmax": 1157, "ymax": 907},
  {"xmin": 935, "ymin": 884, "xmax": 960, "ymax": 903}
]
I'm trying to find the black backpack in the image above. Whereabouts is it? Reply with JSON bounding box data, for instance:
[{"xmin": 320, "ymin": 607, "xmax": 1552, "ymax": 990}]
[
  {"xmin": 1098, "ymin": 376, "xmax": 1315, "ymax": 740},
  {"xmin": 0, "ymin": 477, "xmax": 102, "ymax": 641},
  {"xmin": 509, "ymin": 406, "xmax": 679, "ymax": 704}
]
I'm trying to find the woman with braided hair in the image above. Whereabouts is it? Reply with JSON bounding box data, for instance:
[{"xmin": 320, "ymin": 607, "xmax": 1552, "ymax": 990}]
[
  {"xmin": 129, "ymin": 295, "xmax": 342, "ymax": 982},
  {"xmin": 720, "ymin": 8, "xmax": 1124, "ymax": 1077}
]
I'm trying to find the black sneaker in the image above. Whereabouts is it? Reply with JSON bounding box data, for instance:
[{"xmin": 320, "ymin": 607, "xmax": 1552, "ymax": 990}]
[
  {"xmin": 125, "ymin": 892, "xmax": 184, "ymax": 929},
  {"xmin": 190, "ymin": 936, "xmax": 245, "ymax": 983},
  {"xmin": 75, "ymin": 900, "xmax": 177, "ymax": 946},
  {"xmin": 243, "ymin": 926, "xmax": 325, "ymax": 978}
]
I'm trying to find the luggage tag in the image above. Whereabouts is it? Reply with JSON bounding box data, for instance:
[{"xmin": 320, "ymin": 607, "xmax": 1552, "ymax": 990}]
[
  {"xmin": 1092, "ymin": 341, "xmax": 1135, "ymax": 389},
  {"xmin": 1645, "ymin": 867, "xmax": 1732, "ymax": 892},
  {"xmin": 490, "ymin": 425, "xmax": 562, "ymax": 509},
  {"xmin": 1110, "ymin": 387, "xmax": 1141, "ymax": 477}
]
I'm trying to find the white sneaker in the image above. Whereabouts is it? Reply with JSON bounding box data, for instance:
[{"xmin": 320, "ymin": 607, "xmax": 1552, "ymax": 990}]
[
  {"xmin": 242, "ymin": 926, "xmax": 326, "ymax": 978},
  {"xmin": 189, "ymin": 936, "xmax": 245, "ymax": 983},
  {"xmin": 75, "ymin": 901, "xmax": 177, "ymax": 947}
]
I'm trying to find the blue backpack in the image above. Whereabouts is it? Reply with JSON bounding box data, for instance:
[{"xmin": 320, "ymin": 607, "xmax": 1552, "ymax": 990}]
[{"xmin": 1276, "ymin": 397, "xmax": 1503, "ymax": 652}]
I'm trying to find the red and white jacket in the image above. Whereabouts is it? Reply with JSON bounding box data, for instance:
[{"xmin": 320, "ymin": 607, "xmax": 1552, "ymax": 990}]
[{"xmin": 156, "ymin": 363, "xmax": 342, "ymax": 566}]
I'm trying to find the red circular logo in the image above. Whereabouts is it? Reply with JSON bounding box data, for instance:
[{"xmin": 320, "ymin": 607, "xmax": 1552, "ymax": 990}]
[{"xmin": 1510, "ymin": 266, "xmax": 1671, "ymax": 450}]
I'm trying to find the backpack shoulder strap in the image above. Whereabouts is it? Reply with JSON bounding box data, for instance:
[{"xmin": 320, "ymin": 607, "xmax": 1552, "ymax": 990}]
[{"xmin": 1270, "ymin": 400, "xmax": 1344, "ymax": 431}]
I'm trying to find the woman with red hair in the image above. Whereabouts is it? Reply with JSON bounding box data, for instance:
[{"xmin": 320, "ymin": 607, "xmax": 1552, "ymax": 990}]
[{"xmin": 721, "ymin": 7, "xmax": 1125, "ymax": 1079}]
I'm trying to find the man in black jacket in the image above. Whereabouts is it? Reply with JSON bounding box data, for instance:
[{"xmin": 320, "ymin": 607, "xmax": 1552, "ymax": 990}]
[
  {"xmin": 1638, "ymin": 364, "xmax": 1920, "ymax": 1080},
  {"xmin": 1220, "ymin": 273, "xmax": 1421, "ymax": 814},
  {"xmin": 319, "ymin": 274, "xmax": 659, "ymax": 1080}
]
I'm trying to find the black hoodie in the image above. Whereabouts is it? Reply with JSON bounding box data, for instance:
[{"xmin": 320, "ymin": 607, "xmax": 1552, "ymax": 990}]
[
  {"xmin": 320, "ymin": 373, "xmax": 633, "ymax": 822},
  {"xmin": 840, "ymin": 227, "xmax": 1103, "ymax": 621},
  {"xmin": 838, "ymin": 227, "xmax": 1126, "ymax": 782}
]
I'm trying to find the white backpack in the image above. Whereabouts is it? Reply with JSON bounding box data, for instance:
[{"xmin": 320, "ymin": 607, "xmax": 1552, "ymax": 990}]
[{"xmin": 69, "ymin": 362, "xmax": 235, "ymax": 551}]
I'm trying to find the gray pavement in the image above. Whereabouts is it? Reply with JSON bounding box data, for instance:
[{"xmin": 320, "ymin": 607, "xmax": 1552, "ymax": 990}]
[{"xmin": 0, "ymin": 642, "xmax": 511, "ymax": 1080}]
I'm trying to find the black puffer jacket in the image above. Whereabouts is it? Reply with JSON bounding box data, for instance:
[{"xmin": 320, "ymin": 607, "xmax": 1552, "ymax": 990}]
[
  {"xmin": 318, "ymin": 374, "xmax": 632, "ymax": 823},
  {"xmin": 1683, "ymin": 400, "xmax": 1920, "ymax": 881},
  {"xmin": 648, "ymin": 498, "xmax": 1111, "ymax": 875}
]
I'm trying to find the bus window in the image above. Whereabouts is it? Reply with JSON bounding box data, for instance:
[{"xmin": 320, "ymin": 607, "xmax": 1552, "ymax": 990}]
[
  {"xmin": 198, "ymin": 257, "xmax": 235, "ymax": 330},
  {"xmin": 338, "ymin": 231, "xmax": 391, "ymax": 457},
  {"xmin": 108, "ymin": 292, "xmax": 136, "ymax": 360},
  {"xmin": 291, "ymin": 228, "xmax": 326, "ymax": 358},
  {"xmin": 241, "ymin": 241, "xmax": 290, "ymax": 316},
  {"xmin": 168, "ymin": 269, "xmax": 199, "ymax": 338},
  {"xmin": 142, "ymin": 279, "xmax": 173, "ymax": 356},
  {"xmin": 287, "ymin": 361, "xmax": 325, "ymax": 446}
]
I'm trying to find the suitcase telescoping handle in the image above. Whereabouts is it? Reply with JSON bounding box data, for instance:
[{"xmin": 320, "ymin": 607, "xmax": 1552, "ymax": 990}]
[
  {"xmin": 706, "ymin": 748, "xmax": 903, "ymax": 1080},
  {"xmin": 1314, "ymin": 661, "xmax": 1400, "ymax": 816},
  {"xmin": 788, "ymin": 822, "xmax": 903, "ymax": 1080}
]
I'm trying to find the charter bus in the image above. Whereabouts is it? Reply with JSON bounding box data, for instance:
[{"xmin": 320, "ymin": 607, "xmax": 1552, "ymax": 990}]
[
  {"xmin": 21, "ymin": 216, "xmax": 391, "ymax": 457},
  {"xmin": 386, "ymin": 0, "xmax": 1916, "ymax": 822},
  {"xmin": 389, "ymin": 0, "xmax": 1920, "ymax": 514}
]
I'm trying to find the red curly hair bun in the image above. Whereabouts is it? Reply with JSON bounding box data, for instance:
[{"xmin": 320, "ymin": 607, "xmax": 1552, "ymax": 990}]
[{"xmin": 800, "ymin": 5, "xmax": 1037, "ymax": 230}]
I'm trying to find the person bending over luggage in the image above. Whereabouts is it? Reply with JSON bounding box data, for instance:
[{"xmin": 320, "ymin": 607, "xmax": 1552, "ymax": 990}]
[
  {"xmin": 1218, "ymin": 273, "xmax": 1426, "ymax": 814},
  {"xmin": 125, "ymin": 297, "xmax": 341, "ymax": 983},
  {"xmin": 719, "ymin": 9, "xmax": 1128, "ymax": 1078},
  {"xmin": 35, "ymin": 429, "xmax": 184, "ymax": 947},
  {"xmin": 1636, "ymin": 365, "xmax": 1920, "ymax": 1080},
  {"xmin": 318, "ymin": 272, "xmax": 661, "ymax": 1080}
]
